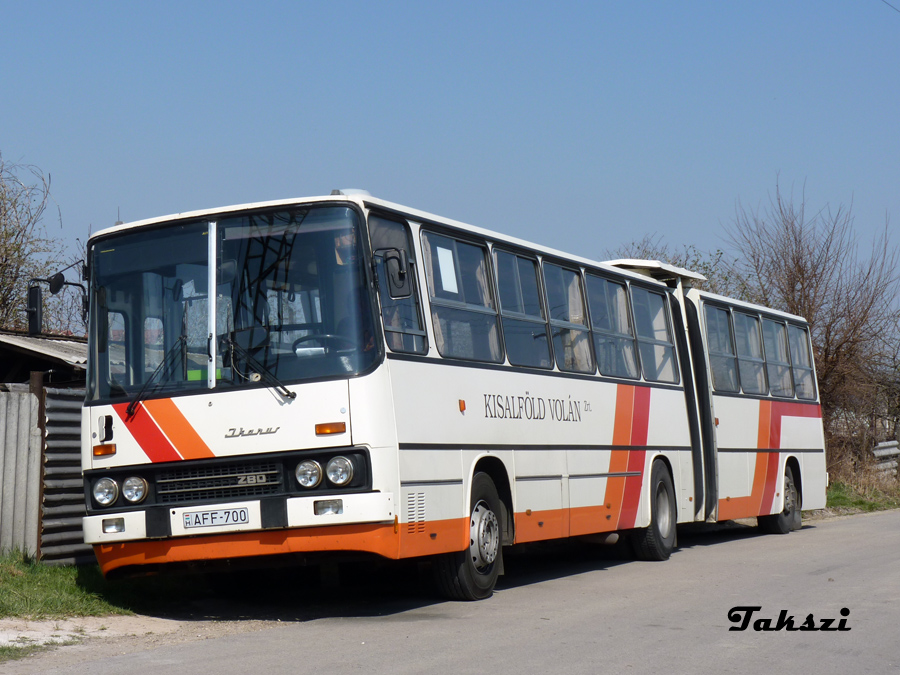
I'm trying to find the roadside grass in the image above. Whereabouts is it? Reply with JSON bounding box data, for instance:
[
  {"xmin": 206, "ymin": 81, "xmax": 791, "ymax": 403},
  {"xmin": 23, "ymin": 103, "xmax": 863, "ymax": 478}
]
[
  {"xmin": 0, "ymin": 551, "xmax": 215, "ymax": 621},
  {"xmin": 0, "ymin": 552, "xmax": 128, "ymax": 619},
  {"xmin": 0, "ymin": 642, "xmax": 47, "ymax": 662},
  {"xmin": 0, "ymin": 638, "xmax": 81, "ymax": 663},
  {"xmin": 0, "ymin": 551, "xmax": 219, "ymax": 662},
  {"xmin": 826, "ymin": 480, "xmax": 900, "ymax": 512}
]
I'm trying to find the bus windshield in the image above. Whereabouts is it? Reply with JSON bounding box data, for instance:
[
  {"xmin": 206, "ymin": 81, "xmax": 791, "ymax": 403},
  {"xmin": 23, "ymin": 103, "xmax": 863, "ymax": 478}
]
[{"xmin": 87, "ymin": 205, "xmax": 377, "ymax": 403}]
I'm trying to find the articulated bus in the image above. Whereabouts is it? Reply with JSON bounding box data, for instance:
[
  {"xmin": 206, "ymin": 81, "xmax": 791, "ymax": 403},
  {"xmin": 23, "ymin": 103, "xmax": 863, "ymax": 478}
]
[{"xmin": 82, "ymin": 191, "xmax": 827, "ymax": 599}]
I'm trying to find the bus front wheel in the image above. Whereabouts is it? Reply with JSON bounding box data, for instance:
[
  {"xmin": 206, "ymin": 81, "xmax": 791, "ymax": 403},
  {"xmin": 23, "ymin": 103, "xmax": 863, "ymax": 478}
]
[
  {"xmin": 434, "ymin": 472, "xmax": 502, "ymax": 601},
  {"xmin": 758, "ymin": 465, "xmax": 801, "ymax": 534},
  {"xmin": 632, "ymin": 461, "xmax": 677, "ymax": 561}
]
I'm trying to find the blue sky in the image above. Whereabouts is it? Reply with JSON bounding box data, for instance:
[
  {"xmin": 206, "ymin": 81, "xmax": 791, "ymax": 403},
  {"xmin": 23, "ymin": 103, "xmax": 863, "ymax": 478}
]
[{"xmin": 2, "ymin": 1, "xmax": 899, "ymax": 263}]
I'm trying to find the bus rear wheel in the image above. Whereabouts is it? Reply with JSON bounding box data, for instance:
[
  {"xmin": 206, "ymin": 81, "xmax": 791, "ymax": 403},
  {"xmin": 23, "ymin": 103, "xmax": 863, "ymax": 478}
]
[
  {"xmin": 434, "ymin": 472, "xmax": 502, "ymax": 601},
  {"xmin": 759, "ymin": 465, "xmax": 801, "ymax": 534},
  {"xmin": 632, "ymin": 461, "xmax": 677, "ymax": 561}
]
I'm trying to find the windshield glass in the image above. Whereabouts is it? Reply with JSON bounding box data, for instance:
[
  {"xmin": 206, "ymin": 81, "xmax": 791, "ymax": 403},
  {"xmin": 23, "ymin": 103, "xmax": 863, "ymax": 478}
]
[{"xmin": 87, "ymin": 205, "xmax": 377, "ymax": 403}]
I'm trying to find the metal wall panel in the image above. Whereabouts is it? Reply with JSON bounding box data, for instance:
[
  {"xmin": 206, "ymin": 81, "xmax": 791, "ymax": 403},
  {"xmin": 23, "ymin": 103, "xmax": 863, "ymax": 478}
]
[
  {"xmin": 40, "ymin": 387, "xmax": 91, "ymax": 565},
  {"xmin": 0, "ymin": 386, "xmax": 41, "ymax": 556}
]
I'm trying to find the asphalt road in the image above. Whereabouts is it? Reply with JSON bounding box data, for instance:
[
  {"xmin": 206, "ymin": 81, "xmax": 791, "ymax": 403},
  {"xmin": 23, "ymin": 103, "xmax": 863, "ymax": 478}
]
[{"xmin": 7, "ymin": 510, "xmax": 900, "ymax": 674}]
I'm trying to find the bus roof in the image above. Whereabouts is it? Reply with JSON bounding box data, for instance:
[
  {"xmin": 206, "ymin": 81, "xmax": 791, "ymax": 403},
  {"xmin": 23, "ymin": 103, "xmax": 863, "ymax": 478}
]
[
  {"xmin": 693, "ymin": 288, "xmax": 808, "ymax": 324},
  {"xmin": 88, "ymin": 193, "xmax": 700, "ymax": 289}
]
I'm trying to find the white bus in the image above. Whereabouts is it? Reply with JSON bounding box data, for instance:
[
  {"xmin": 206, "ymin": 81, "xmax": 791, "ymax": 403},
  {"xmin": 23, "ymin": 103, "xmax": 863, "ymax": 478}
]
[{"xmin": 81, "ymin": 191, "xmax": 827, "ymax": 599}]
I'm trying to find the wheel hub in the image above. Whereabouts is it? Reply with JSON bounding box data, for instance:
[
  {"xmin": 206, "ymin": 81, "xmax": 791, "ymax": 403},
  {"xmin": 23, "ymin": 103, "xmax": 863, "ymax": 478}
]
[{"xmin": 469, "ymin": 500, "xmax": 499, "ymax": 569}]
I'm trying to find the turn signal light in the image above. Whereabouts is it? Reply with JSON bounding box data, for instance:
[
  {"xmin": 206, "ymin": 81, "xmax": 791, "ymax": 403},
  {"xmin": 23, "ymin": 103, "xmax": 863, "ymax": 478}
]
[
  {"xmin": 315, "ymin": 422, "xmax": 346, "ymax": 435},
  {"xmin": 93, "ymin": 443, "xmax": 117, "ymax": 457}
]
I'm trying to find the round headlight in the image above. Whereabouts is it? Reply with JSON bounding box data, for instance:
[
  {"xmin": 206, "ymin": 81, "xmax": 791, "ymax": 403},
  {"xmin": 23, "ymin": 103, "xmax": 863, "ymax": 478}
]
[
  {"xmin": 295, "ymin": 460, "xmax": 323, "ymax": 488},
  {"xmin": 122, "ymin": 476, "xmax": 148, "ymax": 503},
  {"xmin": 93, "ymin": 477, "xmax": 119, "ymax": 506},
  {"xmin": 326, "ymin": 456, "xmax": 354, "ymax": 486}
]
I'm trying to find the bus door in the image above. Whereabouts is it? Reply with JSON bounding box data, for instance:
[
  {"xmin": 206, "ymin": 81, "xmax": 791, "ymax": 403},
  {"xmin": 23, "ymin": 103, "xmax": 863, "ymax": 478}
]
[
  {"xmin": 683, "ymin": 298, "xmax": 719, "ymax": 521},
  {"xmin": 669, "ymin": 295, "xmax": 708, "ymax": 521}
]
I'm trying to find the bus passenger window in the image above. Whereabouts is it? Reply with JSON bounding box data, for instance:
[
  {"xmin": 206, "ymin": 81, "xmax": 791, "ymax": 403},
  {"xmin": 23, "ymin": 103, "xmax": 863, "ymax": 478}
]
[
  {"xmin": 369, "ymin": 215, "xmax": 427, "ymax": 354},
  {"xmin": 704, "ymin": 305, "xmax": 738, "ymax": 392},
  {"xmin": 762, "ymin": 319, "xmax": 794, "ymax": 397},
  {"xmin": 422, "ymin": 232, "xmax": 502, "ymax": 363},
  {"xmin": 734, "ymin": 312, "xmax": 767, "ymax": 394},
  {"xmin": 788, "ymin": 325, "xmax": 816, "ymax": 400},
  {"xmin": 585, "ymin": 274, "xmax": 638, "ymax": 379},
  {"xmin": 543, "ymin": 263, "xmax": 594, "ymax": 374},
  {"xmin": 494, "ymin": 250, "xmax": 551, "ymax": 369},
  {"xmin": 632, "ymin": 287, "xmax": 678, "ymax": 383}
]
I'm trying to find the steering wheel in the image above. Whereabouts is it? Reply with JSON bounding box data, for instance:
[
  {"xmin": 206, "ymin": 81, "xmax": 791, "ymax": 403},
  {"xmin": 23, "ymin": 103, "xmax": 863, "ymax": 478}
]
[{"xmin": 292, "ymin": 333, "xmax": 358, "ymax": 354}]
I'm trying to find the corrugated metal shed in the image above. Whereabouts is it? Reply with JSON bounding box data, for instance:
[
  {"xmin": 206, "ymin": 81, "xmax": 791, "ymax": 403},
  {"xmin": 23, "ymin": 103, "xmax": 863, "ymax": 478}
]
[
  {"xmin": 0, "ymin": 331, "xmax": 87, "ymax": 383},
  {"xmin": 0, "ymin": 332, "xmax": 87, "ymax": 369}
]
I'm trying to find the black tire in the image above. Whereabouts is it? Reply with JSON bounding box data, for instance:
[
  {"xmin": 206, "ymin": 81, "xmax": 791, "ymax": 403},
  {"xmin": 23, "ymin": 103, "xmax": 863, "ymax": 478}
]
[
  {"xmin": 434, "ymin": 472, "xmax": 502, "ymax": 601},
  {"xmin": 759, "ymin": 465, "xmax": 801, "ymax": 534},
  {"xmin": 632, "ymin": 461, "xmax": 677, "ymax": 561}
]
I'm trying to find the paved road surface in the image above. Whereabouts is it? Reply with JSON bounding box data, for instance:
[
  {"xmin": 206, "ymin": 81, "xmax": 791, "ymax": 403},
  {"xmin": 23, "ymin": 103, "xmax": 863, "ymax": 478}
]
[{"xmin": 5, "ymin": 510, "xmax": 899, "ymax": 674}]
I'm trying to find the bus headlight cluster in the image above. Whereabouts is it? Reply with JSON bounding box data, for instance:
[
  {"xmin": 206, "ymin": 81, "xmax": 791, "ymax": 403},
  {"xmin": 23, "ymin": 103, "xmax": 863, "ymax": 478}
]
[
  {"xmin": 92, "ymin": 476, "xmax": 148, "ymax": 506},
  {"xmin": 295, "ymin": 460, "xmax": 323, "ymax": 488},
  {"xmin": 326, "ymin": 456, "xmax": 353, "ymax": 486},
  {"xmin": 122, "ymin": 477, "xmax": 148, "ymax": 503},
  {"xmin": 93, "ymin": 477, "xmax": 119, "ymax": 506},
  {"xmin": 295, "ymin": 456, "xmax": 355, "ymax": 488}
]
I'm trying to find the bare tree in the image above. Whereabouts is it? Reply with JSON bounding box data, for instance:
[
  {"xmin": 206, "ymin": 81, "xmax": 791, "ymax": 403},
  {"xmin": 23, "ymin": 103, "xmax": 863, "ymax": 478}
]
[
  {"xmin": 726, "ymin": 182, "xmax": 900, "ymax": 470},
  {"xmin": 0, "ymin": 152, "xmax": 72, "ymax": 333},
  {"xmin": 604, "ymin": 233, "xmax": 735, "ymax": 296}
]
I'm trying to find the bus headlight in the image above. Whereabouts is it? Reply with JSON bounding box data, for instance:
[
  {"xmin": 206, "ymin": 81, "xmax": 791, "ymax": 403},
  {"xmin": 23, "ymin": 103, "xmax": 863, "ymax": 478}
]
[
  {"xmin": 295, "ymin": 460, "xmax": 323, "ymax": 488},
  {"xmin": 93, "ymin": 477, "xmax": 119, "ymax": 506},
  {"xmin": 326, "ymin": 456, "xmax": 353, "ymax": 486},
  {"xmin": 122, "ymin": 477, "xmax": 148, "ymax": 503}
]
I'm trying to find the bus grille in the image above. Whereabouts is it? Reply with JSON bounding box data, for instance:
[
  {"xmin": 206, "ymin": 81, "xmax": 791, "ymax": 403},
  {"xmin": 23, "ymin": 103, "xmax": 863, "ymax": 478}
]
[{"xmin": 156, "ymin": 461, "xmax": 282, "ymax": 504}]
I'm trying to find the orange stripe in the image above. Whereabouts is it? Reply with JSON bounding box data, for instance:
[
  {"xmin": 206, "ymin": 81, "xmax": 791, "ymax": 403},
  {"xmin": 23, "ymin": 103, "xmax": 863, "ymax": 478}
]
[
  {"xmin": 757, "ymin": 400, "xmax": 772, "ymax": 449},
  {"xmin": 143, "ymin": 399, "xmax": 215, "ymax": 460},
  {"xmin": 398, "ymin": 517, "xmax": 468, "ymax": 557},
  {"xmin": 96, "ymin": 522, "xmax": 401, "ymax": 576},
  {"xmin": 749, "ymin": 451, "xmax": 771, "ymax": 513},
  {"xmin": 612, "ymin": 384, "xmax": 634, "ymax": 446},
  {"xmin": 718, "ymin": 454, "xmax": 778, "ymax": 520},
  {"xmin": 569, "ymin": 504, "xmax": 618, "ymax": 537},
  {"xmin": 718, "ymin": 400, "xmax": 780, "ymax": 520},
  {"xmin": 603, "ymin": 385, "xmax": 634, "ymax": 528},
  {"xmin": 515, "ymin": 508, "xmax": 567, "ymax": 543}
]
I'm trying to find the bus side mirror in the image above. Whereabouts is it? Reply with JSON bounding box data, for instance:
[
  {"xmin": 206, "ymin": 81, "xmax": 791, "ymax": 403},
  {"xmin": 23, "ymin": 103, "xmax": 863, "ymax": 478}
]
[
  {"xmin": 384, "ymin": 249, "xmax": 411, "ymax": 299},
  {"xmin": 27, "ymin": 285, "xmax": 43, "ymax": 335},
  {"xmin": 49, "ymin": 272, "xmax": 66, "ymax": 295}
]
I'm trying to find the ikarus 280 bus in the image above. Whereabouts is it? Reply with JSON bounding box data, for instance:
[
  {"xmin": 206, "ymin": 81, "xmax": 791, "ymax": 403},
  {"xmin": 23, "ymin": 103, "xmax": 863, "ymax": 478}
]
[{"xmin": 81, "ymin": 191, "xmax": 827, "ymax": 599}]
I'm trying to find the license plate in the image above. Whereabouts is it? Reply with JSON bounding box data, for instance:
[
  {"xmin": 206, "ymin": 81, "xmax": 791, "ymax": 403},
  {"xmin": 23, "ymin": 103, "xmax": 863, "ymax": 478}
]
[{"xmin": 182, "ymin": 507, "xmax": 250, "ymax": 529}]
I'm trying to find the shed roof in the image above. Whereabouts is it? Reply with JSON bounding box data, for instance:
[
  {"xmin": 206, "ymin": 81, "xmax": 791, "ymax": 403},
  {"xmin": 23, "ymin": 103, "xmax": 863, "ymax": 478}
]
[{"xmin": 0, "ymin": 331, "xmax": 87, "ymax": 369}]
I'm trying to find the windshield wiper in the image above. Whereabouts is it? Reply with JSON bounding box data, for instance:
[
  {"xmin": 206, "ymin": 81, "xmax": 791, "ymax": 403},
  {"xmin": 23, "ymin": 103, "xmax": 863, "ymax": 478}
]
[
  {"xmin": 222, "ymin": 335, "xmax": 297, "ymax": 401},
  {"xmin": 126, "ymin": 335, "xmax": 187, "ymax": 417}
]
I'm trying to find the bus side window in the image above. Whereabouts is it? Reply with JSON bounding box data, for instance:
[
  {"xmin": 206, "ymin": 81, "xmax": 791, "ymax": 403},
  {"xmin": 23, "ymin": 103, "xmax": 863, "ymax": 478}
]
[
  {"xmin": 585, "ymin": 274, "xmax": 639, "ymax": 379},
  {"xmin": 369, "ymin": 215, "xmax": 427, "ymax": 354},
  {"xmin": 107, "ymin": 310, "xmax": 127, "ymax": 382},
  {"xmin": 734, "ymin": 312, "xmax": 767, "ymax": 394},
  {"xmin": 421, "ymin": 232, "xmax": 502, "ymax": 363},
  {"xmin": 494, "ymin": 250, "xmax": 552, "ymax": 369},
  {"xmin": 543, "ymin": 263, "xmax": 594, "ymax": 374},
  {"xmin": 762, "ymin": 318, "xmax": 794, "ymax": 397},
  {"xmin": 632, "ymin": 287, "xmax": 679, "ymax": 383},
  {"xmin": 788, "ymin": 325, "xmax": 816, "ymax": 400},
  {"xmin": 704, "ymin": 305, "xmax": 738, "ymax": 392}
]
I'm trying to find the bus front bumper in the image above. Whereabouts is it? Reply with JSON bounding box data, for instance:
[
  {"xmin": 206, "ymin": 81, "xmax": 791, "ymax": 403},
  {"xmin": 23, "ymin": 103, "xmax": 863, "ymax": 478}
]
[{"xmin": 83, "ymin": 491, "xmax": 394, "ymax": 545}]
